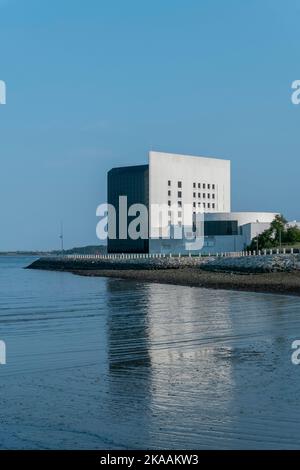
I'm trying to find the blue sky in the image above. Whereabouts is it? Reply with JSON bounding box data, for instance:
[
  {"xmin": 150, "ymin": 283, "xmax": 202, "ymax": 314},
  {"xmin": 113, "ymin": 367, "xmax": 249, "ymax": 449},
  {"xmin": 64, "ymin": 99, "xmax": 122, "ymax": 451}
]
[{"xmin": 0, "ymin": 0, "xmax": 299, "ymax": 250}]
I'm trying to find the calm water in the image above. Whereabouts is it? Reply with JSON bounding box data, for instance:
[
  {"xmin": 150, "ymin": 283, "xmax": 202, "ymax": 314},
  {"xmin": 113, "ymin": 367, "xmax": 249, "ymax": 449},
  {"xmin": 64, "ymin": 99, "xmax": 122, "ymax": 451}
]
[{"xmin": 0, "ymin": 256, "xmax": 300, "ymax": 449}]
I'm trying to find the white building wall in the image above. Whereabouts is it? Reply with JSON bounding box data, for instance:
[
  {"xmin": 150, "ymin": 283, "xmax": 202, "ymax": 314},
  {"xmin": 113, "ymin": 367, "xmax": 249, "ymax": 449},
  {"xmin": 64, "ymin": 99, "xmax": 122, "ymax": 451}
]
[
  {"xmin": 200, "ymin": 235, "xmax": 245, "ymax": 254},
  {"xmin": 204, "ymin": 212, "xmax": 277, "ymax": 225},
  {"xmin": 241, "ymin": 222, "xmax": 272, "ymax": 248},
  {"xmin": 149, "ymin": 151, "xmax": 231, "ymax": 244}
]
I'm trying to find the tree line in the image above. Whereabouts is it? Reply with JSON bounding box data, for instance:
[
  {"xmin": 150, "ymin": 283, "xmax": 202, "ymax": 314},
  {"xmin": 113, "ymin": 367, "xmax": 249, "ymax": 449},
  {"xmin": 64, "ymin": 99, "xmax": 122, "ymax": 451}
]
[{"xmin": 249, "ymin": 215, "xmax": 300, "ymax": 251}]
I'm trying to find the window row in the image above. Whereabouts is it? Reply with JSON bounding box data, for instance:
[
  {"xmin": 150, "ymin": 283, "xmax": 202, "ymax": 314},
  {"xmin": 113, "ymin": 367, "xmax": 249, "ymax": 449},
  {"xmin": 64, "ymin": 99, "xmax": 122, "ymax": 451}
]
[
  {"xmin": 168, "ymin": 200, "xmax": 182, "ymax": 207},
  {"xmin": 167, "ymin": 200, "xmax": 216, "ymax": 209},
  {"xmin": 168, "ymin": 181, "xmax": 215, "ymax": 191},
  {"xmin": 193, "ymin": 182, "xmax": 215, "ymax": 190},
  {"xmin": 193, "ymin": 192, "xmax": 215, "ymax": 199},
  {"xmin": 168, "ymin": 190, "xmax": 182, "ymax": 198},
  {"xmin": 168, "ymin": 180, "xmax": 182, "ymax": 188},
  {"xmin": 193, "ymin": 202, "xmax": 215, "ymax": 209}
]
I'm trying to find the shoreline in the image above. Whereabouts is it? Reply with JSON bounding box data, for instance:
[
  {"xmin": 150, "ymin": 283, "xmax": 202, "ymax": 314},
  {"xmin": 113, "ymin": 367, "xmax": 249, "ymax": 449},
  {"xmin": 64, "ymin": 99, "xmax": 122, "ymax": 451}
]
[
  {"xmin": 36, "ymin": 265, "xmax": 300, "ymax": 297},
  {"xmin": 26, "ymin": 256, "xmax": 300, "ymax": 296}
]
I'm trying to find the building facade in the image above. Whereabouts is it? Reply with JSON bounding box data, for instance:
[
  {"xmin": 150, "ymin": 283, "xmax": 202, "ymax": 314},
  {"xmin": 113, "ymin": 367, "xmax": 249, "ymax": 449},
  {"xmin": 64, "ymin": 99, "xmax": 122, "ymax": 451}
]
[
  {"xmin": 198, "ymin": 212, "xmax": 278, "ymax": 254},
  {"xmin": 107, "ymin": 164, "xmax": 149, "ymax": 253},
  {"xmin": 107, "ymin": 151, "xmax": 276, "ymax": 254}
]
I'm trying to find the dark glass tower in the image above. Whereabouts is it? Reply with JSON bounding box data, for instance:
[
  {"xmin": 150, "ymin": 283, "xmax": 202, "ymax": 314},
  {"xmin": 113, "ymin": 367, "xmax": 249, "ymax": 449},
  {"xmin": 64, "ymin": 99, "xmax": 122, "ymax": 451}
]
[{"xmin": 107, "ymin": 165, "xmax": 149, "ymax": 253}]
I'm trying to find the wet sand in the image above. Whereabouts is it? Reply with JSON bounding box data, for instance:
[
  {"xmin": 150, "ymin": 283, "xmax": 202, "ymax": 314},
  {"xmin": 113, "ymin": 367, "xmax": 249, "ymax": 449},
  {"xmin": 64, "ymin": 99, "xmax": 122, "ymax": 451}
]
[{"xmin": 71, "ymin": 268, "xmax": 300, "ymax": 297}]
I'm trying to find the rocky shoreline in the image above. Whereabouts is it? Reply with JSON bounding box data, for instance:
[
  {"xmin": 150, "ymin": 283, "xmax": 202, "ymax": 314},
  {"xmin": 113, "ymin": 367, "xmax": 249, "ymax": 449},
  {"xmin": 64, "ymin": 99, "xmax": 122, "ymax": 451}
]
[{"xmin": 27, "ymin": 255, "xmax": 300, "ymax": 297}]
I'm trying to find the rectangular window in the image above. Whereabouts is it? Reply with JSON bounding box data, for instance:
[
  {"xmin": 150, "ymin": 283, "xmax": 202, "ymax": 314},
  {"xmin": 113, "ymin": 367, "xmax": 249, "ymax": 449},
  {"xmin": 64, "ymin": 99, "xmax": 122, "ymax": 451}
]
[
  {"xmin": 178, "ymin": 191, "xmax": 182, "ymax": 198},
  {"xmin": 178, "ymin": 181, "xmax": 182, "ymax": 188},
  {"xmin": 198, "ymin": 183, "xmax": 201, "ymax": 188},
  {"xmin": 168, "ymin": 200, "xmax": 171, "ymax": 206},
  {"xmin": 212, "ymin": 203, "xmax": 215, "ymax": 209},
  {"xmin": 168, "ymin": 190, "xmax": 171, "ymax": 196},
  {"xmin": 193, "ymin": 192, "xmax": 196, "ymax": 197},
  {"xmin": 198, "ymin": 193, "xmax": 201, "ymax": 198},
  {"xmin": 178, "ymin": 211, "xmax": 182, "ymax": 218},
  {"xmin": 212, "ymin": 194, "xmax": 215, "ymax": 199},
  {"xmin": 203, "ymin": 193, "xmax": 206, "ymax": 198},
  {"xmin": 212, "ymin": 184, "xmax": 215, "ymax": 190},
  {"xmin": 208, "ymin": 184, "xmax": 210, "ymax": 190},
  {"xmin": 208, "ymin": 203, "xmax": 210, "ymax": 209},
  {"xmin": 203, "ymin": 203, "xmax": 206, "ymax": 208},
  {"xmin": 208, "ymin": 193, "xmax": 210, "ymax": 199},
  {"xmin": 204, "ymin": 220, "xmax": 238, "ymax": 236},
  {"xmin": 193, "ymin": 202, "xmax": 196, "ymax": 208},
  {"xmin": 203, "ymin": 184, "xmax": 206, "ymax": 189},
  {"xmin": 193, "ymin": 182, "xmax": 196, "ymax": 188},
  {"xmin": 178, "ymin": 201, "xmax": 182, "ymax": 207},
  {"xmin": 198, "ymin": 202, "xmax": 201, "ymax": 207}
]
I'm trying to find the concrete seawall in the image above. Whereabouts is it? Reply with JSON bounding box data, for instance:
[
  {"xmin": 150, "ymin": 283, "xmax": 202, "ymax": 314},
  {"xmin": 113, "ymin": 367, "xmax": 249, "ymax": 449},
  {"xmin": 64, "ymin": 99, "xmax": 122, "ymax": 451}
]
[
  {"xmin": 201, "ymin": 254, "xmax": 300, "ymax": 273},
  {"xmin": 27, "ymin": 254, "xmax": 300, "ymax": 273},
  {"xmin": 27, "ymin": 255, "xmax": 210, "ymax": 272}
]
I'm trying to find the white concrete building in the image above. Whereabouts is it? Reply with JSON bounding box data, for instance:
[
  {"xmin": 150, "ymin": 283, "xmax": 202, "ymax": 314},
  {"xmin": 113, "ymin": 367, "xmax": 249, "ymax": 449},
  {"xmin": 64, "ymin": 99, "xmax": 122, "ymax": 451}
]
[
  {"xmin": 107, "ymin": 151, "xmax": 277, "ymax": 254},
  {"xmin": 149, "ymin": 151, "xmax": 231, "ymax": 238},
  {"xmin": 199, "ymin": 212, "xmax": 278, "ymax": 255}
]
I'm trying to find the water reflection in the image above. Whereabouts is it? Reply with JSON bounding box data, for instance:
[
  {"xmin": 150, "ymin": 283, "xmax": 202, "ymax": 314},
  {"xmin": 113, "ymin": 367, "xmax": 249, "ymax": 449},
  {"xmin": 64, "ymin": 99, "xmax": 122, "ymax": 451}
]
[
  {"xmin": 105, "ymin": 280, "xmax": 300, "ymax": 449},
  {"xmin": 2, "ymin": 257, "xmax": 300, "ymax": 449}
]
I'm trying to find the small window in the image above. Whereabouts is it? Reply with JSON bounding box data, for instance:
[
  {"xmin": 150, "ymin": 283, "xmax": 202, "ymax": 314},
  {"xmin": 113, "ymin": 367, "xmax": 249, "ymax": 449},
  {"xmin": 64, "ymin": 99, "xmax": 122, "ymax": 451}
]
[
  {"xmin": 198, "ymin": 202, "xmax": 201, "ymax": 207},
  {"xmin": 212, "ymin": 203, "xmax": 215, "ymax": 209},
  {"xmin": 208, "ymin": 203, "xmax": 210, "ymax": 209},
  {"xmin": 198, "ymin": 183, "xmax": 201, "ymax": 189},
  {"xmin": 208, "ymin": 184, "xmax": 210, "ymax": 190},
  {"xmin": 178, "ymin": 181, "xmax": 182, "ymax": 188},
  {"xmin": 212, "ymin": 184, "xmax": 215, "ymax": 190},
  {"xmin": 168, "ymin": 200, "xmax": 171, "ymax": 206},
  {"xmin": 178, "ymin": 201, "xmax": 182, "ymax": 207},
  {"xmin": 178, "ymin": 211, "xmax": 182, "ymax": 218},
  {"xmin": 193, "ymin": 182, "xmax": 196, "ymax": 188},
  {"xmin": 212, "ymin": 194, "xmax": 215, "ymax": 199},
  {"xmin": 203, "ymin": 203, "xmax": 206, "ymax": 208},
  {"xmin": 178, "ymin": 191, "xmax": 182, "ymax": 198},
  {"xmin": 203, "ymin": 183, "xmax": 206, "ymax": 189},
  {"xmin": 203, "ymin": 193, "xmax": 206, "ymax": 198},
  {"xmin": 198, "ymin": 193, "xmax": 201, "ymax": 198},
  {"xmin": 193, "ymin": 202, "xmax": 196, "ymax": 208},
  {"xmin": 208, "ymin": 193, "xmax": 210, "ymax": 199},
  {"xmin": 168, "ymin": 180, "xmax": 171, "ymax": 186},
  {"xmin": 193, "ymin": 192, "xmax": 196, "ymax": 198},
  {"xmin": 168, "ymin": 190, "xmax": 171, "ymax": 196}
]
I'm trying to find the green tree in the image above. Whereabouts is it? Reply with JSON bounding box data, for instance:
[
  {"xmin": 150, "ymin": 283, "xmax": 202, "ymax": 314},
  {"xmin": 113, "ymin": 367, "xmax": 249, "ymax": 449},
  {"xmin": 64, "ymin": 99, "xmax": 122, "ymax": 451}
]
[
  {"xmin": 248, "ymin": 215, "xmax": 300, "ymax": 250},
  {"xmin": 270, "ymin": 214, "xmax": 287, "ymax": 244},
  {"xmin": 284, "ymin": 226, "xmax": 300, "ymax": 244}
]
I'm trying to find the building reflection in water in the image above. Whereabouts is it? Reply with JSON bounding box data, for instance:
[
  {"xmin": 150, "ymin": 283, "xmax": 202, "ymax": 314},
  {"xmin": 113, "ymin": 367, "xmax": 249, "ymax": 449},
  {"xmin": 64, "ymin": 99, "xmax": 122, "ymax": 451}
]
[
  {"xmin": 105, "ymin": 279, "xmax": 236, "ymax": 448},
  {"xmin": 105, "ymin": 279, "xmax": 300, "ymax": 448}
]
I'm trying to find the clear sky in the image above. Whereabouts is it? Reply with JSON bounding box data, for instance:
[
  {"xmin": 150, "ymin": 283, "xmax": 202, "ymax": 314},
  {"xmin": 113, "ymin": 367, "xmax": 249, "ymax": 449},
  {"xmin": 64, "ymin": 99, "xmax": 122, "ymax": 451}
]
[{"xmin": 0, "ymin": 0, "xmax": 299, "ymax": 250}]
